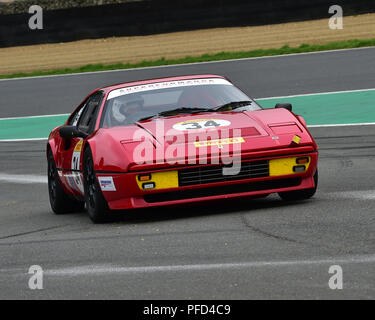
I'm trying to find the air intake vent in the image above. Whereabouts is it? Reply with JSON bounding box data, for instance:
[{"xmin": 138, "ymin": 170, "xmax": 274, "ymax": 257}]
[{"xmin": 178, "ymin": 160, "xmax": 269, "ymax": 187}]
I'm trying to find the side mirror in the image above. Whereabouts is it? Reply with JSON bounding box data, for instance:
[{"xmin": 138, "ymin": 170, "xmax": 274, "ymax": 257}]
[
  {"xmin": 275, "ymin": 103, "xmax": 292, "ymax": 111},
  {"xmin": 59, "ymin": 125, "xmax": 88, "ymax": 139}
]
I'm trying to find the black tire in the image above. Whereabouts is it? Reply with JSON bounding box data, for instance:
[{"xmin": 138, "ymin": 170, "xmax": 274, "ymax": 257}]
[
  {"xmin": 47, "ymin": 149, "xmax": 85, "ymax": 214},
  {"xmin": 278, "ymin": 169, "xmax": 318, "ymax": 201},
  {"xmin": 83, "ymin": 148, "xmax": 111, "ymax": 223}
]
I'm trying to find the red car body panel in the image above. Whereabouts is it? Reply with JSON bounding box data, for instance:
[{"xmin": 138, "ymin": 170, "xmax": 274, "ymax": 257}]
[{"xmin": 47, "ymin": 74, "xmax": 318, "ymax": 210}]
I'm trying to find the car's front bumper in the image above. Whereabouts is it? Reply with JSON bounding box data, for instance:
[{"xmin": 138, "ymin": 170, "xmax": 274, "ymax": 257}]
[{"xmin": 96, "ymin": 148, "xmax": 318, "ymax": 210}]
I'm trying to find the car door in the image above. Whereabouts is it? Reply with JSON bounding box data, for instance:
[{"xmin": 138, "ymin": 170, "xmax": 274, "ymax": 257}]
[{"xmin": 58, "ymin": 91, "xmax": 104, "ymax": 196}]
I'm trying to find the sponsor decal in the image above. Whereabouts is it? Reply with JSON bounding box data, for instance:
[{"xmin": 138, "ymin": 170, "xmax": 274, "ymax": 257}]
[
  {"xmin": 194, "ymin": 137, "xmax": 245, "ymax": 149},
  {"xmin": 98, "ymin": 176, "xmax": 116, "ymax": 191},
  {"xmin": 74, "ymin": 140, "xmax": 83, "ymax": 152},
  {"xmin": 66, "ymin": 174, "xmax": 77, "ymax": 190},
  {"xmin": 70, "ymin": 139, "xmax": 84, "ymax": 193},
  {"xmin": 107, "ymin": 78, "xmax": 231, "ymax": 100},
  {"xmin": 173, "ymin": 119, "xmax": 231, "ymax": 131}
]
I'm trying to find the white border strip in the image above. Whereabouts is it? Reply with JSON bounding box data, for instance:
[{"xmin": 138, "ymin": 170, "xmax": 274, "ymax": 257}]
[
  {"xmin": 0, "ymin": 46, "xmax": 374, "ymax": 83},
  {"xmin": 108, "ymin": 78, "xmax": 230, "ymax": 100}
]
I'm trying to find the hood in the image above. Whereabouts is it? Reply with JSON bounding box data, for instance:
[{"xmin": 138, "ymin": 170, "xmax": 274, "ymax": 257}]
[
  {"xmin": 95, "ymin": 108, "xmax": 316, "ymax": 170},
  {"xmin": 136, "ymin": 111, "xmax": 268, "ymax": 143}
]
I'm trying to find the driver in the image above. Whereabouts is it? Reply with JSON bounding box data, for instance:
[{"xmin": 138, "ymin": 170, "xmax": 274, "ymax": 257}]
[{"xmin": 111, "ymin": 96, "xmax": 144, "ymax": 125}]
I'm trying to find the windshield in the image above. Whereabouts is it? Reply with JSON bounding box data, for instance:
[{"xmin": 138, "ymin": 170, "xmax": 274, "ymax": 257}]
[{"xmin": 101, "ymin": 78, "xmax": 261, "ymax": 127}]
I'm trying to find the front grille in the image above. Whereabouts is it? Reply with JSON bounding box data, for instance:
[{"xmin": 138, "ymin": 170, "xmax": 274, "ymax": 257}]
[
  {"xmin": 144, "ymin": 178, "xmax": 301, "ymax": 203},
  {"xmin": 178, "ymin": 160, "xmax": 269, "ymax": 186}
]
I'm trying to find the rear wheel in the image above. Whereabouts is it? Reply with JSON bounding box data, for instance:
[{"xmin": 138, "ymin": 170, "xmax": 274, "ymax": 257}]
[
  {"xmin": 83, "ymin": 148, "xmax": 111, "ymax": 223},
  {"xmin": 47, "ymin": 149, "xmax": 84, "ymax": 214},
  {"xmin": 278, "ymin": 169, "xmax": 318, "ymax": 201}
]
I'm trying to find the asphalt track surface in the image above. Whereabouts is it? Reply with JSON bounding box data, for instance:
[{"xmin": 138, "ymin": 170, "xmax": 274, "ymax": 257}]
[{"xmin": 0, "ymin": 48, "xmax": 374, "ymax": 299}]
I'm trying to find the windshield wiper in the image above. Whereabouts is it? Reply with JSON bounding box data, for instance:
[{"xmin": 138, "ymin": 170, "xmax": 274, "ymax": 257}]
[
  {"xmin": 213, "ymin": 101, "xmax": 252, "ymax": 112},
  {"xmin": 137, "ymin": 107, "xmax": 210, "ymax": 122},
  {"xmin": 158, "ymin": 107, "xmax": 210, "ymax": 116},
  {"xmin": 137, "ymin": 102, "xmax": 252, "ymax": 122}
]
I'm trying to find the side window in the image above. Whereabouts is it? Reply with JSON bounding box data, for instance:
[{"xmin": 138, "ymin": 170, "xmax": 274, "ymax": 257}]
[
  {"xmin": 69, "ymin": 105, "xmax": 85, "ymax": 126},
  {"xmin": 77, "ymin": 92, "xmax": 103, "ymax": 134}
]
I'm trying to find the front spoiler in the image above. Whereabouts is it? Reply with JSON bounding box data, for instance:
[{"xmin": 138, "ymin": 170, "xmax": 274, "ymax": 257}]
[{"xmin": 108, "ymin": 175, "xmax": 314, "ymax": 210}]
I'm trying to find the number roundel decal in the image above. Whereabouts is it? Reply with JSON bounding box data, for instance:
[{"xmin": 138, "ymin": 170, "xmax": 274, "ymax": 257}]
[
  {"xmin": 70, "ymin": 139, "xmax": 84, "ymax": 193},
  {"xmin": 173, "ymin": 119, "xmax": 231, "ymax": 131}
]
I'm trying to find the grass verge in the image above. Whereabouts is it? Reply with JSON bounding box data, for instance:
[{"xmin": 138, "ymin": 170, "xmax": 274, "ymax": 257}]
[{"xmin": 1, "ymin": 38, "xmax": 375, "ymax": 79}]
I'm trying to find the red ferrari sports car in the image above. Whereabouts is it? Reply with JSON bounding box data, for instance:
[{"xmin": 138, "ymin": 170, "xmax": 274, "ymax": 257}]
[{"xmin": 47, "ymin": 74, "xmax": 318, "ymax": 222}]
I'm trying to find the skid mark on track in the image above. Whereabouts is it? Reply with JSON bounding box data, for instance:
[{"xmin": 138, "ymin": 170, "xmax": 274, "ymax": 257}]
[
  {"xmin": 320, "ymin": 146, "xmax": 375, "ymax": 151},
  {"xmin": 0, "ymin": 225, "xmax": 69, "ymax": 240},
  {"xmin": 0, "ymin": 227, "xmax": 244, "ymax": 247},
  {"xmin": 319, "ymin": 154, "xmax": 375, "ymax": 159},
  {"xmin": 326, "ymin": 190, "xmax": 375, "ymax": 200},
  {"xmin": 239, "ymin": 214, "xmax": 306, "ymax": 245}
]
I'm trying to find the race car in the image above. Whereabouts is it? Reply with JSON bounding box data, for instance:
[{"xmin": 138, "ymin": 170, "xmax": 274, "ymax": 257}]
[{"xmin": 47, "ymin": 74, "xmax": 318, "ymax": 223}]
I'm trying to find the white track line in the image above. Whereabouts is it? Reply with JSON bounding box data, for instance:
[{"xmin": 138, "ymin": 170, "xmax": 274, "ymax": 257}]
[
  {"xmin": 255, "ymin": 87, "xmax": 375, "ymax": 100},
  {"xmin": 0, "ymin": 46, "xmax": 374, "ymax": 83},
  {"xmin": 3, "ymin": 254, "xmax": 373, "ymax": 275},
  {"xmin": 0, "ymin": 137, "xmax": 48, "ymax": 142},
  {"xmin": 308, "ymin": 122, "xmax": 375, "ymax": 128},
  {"xmin": 41, "ymin": 254, "xmax": 375, "ymax": 276},
  {"xmin": 0, "ymin": 114, "xmax": 69, "ymax": 121},
  {"xmin": 0, "ymin": 173, "xmax": 47, "ymax": 184}
]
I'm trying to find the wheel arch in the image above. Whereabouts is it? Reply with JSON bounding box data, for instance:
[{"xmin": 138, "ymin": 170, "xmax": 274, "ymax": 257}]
[
  {"xmin": 82, "ymin": 132, "xmax": 129, "ymax": 172},
  {"xmin": 82, "ymin": 139, "xmax": 96, "ymax": 168},
  {"xmin": 46, "ymin": 138, "xmax": 58, "ymax": 163}
]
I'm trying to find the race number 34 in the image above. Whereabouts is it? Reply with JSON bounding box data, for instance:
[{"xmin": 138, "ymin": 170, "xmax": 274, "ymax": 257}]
[{"xmin": 173, "ymin": 119, "xmax": 231, "ymax": 131}]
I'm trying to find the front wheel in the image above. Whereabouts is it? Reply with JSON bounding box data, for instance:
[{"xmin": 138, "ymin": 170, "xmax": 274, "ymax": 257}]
[
  {"xmin": 83, "ymin": 148, "xmax": 111, "ymax": 223},
  {"xmin": 278, "ymin": 169, "xmax": 318, "ymax": 201}
]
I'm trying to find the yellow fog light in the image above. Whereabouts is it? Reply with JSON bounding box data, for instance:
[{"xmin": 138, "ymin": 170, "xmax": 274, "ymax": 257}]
[
  {"xmin": 142, "ymin": 182, "xmax": 155, "ymax": 190},
  {"xmin": 269, "ymin": 157, "xmax": 311, "ymax": 176},
  {"xmin": 293, "ymin": 165, "xmax": 306, "ymax": 172}
]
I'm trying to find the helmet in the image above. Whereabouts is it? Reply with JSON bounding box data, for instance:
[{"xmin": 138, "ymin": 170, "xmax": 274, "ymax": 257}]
[
  {"xmin": 111, "ymin": 95, "xmax": 144, "ymax": 124},
  {"xmin": 112, "ymin": 99, "xmax": 126, "ymax": 123}
]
